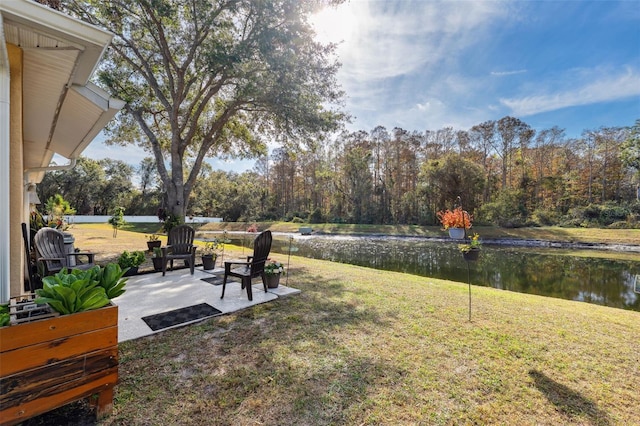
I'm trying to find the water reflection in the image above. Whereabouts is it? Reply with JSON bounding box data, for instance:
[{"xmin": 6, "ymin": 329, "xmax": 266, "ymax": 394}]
[{"xmin": 230, "ymin": 235, "xmax": 640, "ymax": 312}]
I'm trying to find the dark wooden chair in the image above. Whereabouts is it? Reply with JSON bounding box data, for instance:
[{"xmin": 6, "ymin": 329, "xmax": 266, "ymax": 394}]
[
  {"xmin": 221, "ymin": 230, "xmax": 272, "ymax": 301},
  {"xmin": 161, "ymin": 225, "xmax": 197, "ymax": 276},
  {"xmin": 33, "ymin": 228, "xmax": 95, "ymax": 275}
]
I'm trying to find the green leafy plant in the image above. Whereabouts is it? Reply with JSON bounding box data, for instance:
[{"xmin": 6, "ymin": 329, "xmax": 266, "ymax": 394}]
[
  {"xmin": 162, "ymin": 214, "xmax": 182, "ymax": 234},
  {"xmin": 264, "ymin": 259, "xmax": 285, "ymax": 276},
  {"xmin": 30, "ymin": 210, "xmax": 45, "ymax": 237},
  {"xmin": 152, "ymin": 247, "xmax": 163, "ymax": 258},
  {"xmin": 458, "ymin": 233, "xmax": 482, "ymax": 253},
  {"xmin": 33, "ymin": 265, "xmax": 128, "ymax": 315},
  {"xmin": 201, "ymin": 240, "xmax": 221, "ymax": 257},
  {"xmin": 0, "ymin": 303, "xmax": 9, "ymax": 327},
  {"xmin": 35, "ymin": 270, "xmax": 108, "ymax": 314},
  {"xmin": 97, "ymin": 263, "xmax": 128, "ymax": 299},
  {"xmin": 117, "ymin": 250, "xmax": 146, "ymax": 270},
  {"xmin": 45, "ymin": 194, "xmax": 75, "ymax": 230},
  {"xmin": 146, "ymin": 234, "xmax": 160, "ymax": 242}
]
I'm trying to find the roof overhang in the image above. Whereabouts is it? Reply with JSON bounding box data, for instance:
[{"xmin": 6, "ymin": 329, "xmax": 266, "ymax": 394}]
[{"xmin": 0, "ymin": 0, "xmax": 124, "ymax": 183}]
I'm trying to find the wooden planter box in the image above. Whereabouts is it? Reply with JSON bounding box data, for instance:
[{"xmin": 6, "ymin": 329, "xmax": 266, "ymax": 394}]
[{"xmin": 0, "ymin": 303, "xmax": 118, "ymax": 425}]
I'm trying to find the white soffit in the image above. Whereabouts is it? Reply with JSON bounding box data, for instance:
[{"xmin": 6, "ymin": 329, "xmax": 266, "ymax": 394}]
[
  {"xmin": 22, "ymin": 48, "xmax": 78, "ymax": 169},
  {"xmin": 0, "ymin": 0, "xmax": 123, "ymax": 176},
  {"xmin": 54, "ymin": 82, "xmax": 125, "ymax": 159},
  {"xmin": 0, "ymin": 0, "xmax": 112, "ymax": 84}
]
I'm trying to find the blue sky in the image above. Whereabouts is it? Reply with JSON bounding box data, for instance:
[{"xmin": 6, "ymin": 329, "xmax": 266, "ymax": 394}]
[{"xmin": 83, "ymin": 0, "xmax": 640, "ymax": 172}]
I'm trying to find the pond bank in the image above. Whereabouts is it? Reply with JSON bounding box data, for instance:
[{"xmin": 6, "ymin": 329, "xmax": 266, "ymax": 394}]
[
  {"xmin": 197, "ymin": 230, "xmax": 640, "ymax": 253},
  {"xmin": 479, "ymin": 237, "xmax": 640, "ymax": 252}
]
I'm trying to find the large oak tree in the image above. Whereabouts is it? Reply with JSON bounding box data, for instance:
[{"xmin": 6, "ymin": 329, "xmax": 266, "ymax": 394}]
[{"xmin": 67, "ymin": 0, "xmax": 345, "ymax": 220}]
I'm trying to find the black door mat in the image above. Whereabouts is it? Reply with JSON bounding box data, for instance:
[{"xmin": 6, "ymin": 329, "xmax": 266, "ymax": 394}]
[
  {"xmin": 142, "ymin": 303, "xmax": 222, "ymax": 331},
  {"xmin": 201, "ymin": 276, "xmax": 238, "ymax": 286}
]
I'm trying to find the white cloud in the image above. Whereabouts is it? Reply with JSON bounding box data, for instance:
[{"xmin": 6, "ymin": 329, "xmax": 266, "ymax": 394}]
[
  {"xmin": 491, "ymin": 69, "xmax": 528, "ymax": 76},
  {"xmin": 501, "ymin": 67, "xmax": 640, "ymax": 116},
  {"xmin": 310, "ymin": 0, "xmax": 513, "ymax": 132},
  {"xmin": 314, "ymin": 1, "xmax": 508, "ymax": 82}
]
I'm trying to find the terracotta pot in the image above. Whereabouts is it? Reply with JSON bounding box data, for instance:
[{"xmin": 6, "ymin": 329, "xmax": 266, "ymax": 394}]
[{"xmin": 265, "ymin": 273, "xmax": 281, "ymax": 288}]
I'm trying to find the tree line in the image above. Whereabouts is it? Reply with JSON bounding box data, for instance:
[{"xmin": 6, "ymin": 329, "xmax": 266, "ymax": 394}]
[
  {"xmin": 37, "ymin": 117, "xmax": 640, "ymax": 229},
  {"xmin": 227, "ymin": 116, "xmax": 639, "ymax": 227}
]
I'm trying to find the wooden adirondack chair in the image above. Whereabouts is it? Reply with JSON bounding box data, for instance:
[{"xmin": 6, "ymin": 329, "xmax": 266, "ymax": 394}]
[
  {"xmin": 33, "ymin": 228, "xmax": 95, "ymax": 275},
  {"xmin": 221, "ymin": 230, "xmax": 272, "ymax": 301},
  {"xmin": 161, "ymin": 225, "xmax": 197, "ymax": 276}
]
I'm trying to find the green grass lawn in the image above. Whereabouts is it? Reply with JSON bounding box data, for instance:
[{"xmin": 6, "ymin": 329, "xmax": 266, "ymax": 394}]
[
  {"xmin": 96, "ymin": 257, "xmax": 638, "ymax": 425},
  {"xmin": 32, "ymin": 224, "xmax": 638, "ymax": 425}
]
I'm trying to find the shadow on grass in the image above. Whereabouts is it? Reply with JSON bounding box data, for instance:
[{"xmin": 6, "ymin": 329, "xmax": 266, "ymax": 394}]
[
  {"xmin": 198, "ymin": 270, "xmax": 404, "ymax": 423},
  {"xmin": 19, "ymin": 399, "xmax": 96, "ymax": 426},
  {"xmin": 529, "ymin": 370, "xmax": 611, "ymax": 425},
  {"xmin": 23, "ymin": 267, "xmax": 402, "ymax": 424}
]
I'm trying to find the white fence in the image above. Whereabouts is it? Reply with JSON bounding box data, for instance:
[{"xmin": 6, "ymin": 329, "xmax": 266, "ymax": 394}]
[{"xmin": 58, "ymin": 215, "xmax": 222, "ymax": 224}]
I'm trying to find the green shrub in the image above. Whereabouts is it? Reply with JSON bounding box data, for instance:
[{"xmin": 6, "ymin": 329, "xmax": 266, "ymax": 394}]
[
  {"xmin": 567, "ymin": 206, "xmax": 585, "ymax": 221},
  {"xmin": 118, "ymin": 250, "xmax": 146, "ymax": 270},
  {"xmin": 531, "ymin": 209, "xmax": 560, "ymax": 226},
  {"xmin": 558, "ymin": 218, "xmax": 584, "ymax": 228},
  {"xmin": 308, "ymin": 208, "xmax": 323, "ymax": 224},
  {"xmin": 0, "ymin": 304, "xmax": 9, "ymax": 327},
  {"xmin": 477, "ymin": 190, "xmax": 527, "ymax": 228},
  {"xmin": 568, "ymin": 205, "xmax": 599, "ymax": 225},
  {"xmin": 162, "ymin": 214, "xmax": 183, "ymax": 233},
  {"xmin": 599, "ymin": 205, "xmax": 629, "ymax": 225},
  {"xmin": 607, "ymin": 221, "xmax": 632, "ymax": 229}
]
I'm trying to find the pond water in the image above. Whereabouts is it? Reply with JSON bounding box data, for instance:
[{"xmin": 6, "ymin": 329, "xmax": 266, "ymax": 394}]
[{"xmin": 224, "ymin": 234, "xmax": 640, "ymax": 312}]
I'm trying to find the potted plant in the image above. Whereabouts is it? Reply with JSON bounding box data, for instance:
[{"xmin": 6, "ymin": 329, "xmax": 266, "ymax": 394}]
[
  {"xmin": 437, "ymin": 206, "xmax": 472, "ymax": 239},
  {"xmin": 459, "ymin": 233, "xmax": 482, "ymax": 261},
  {"xmin": 146, "ymin": 234, "xmax": 161, "ymax": 251},
  {"xmin": 201, "ymin": 240, "xmax": 221, "ymax": 271},
  {"xmin": 117, "ymin": 250, "xmax": 146, "ymax": 276},
  {"xmin": 264, "ymin": 259, "xmax": 286, "ymax": 288},
  {"xmin": 151, "ymin": 247, "xmax": 163, "ymax": 271},
  {"xmin": 0, "ymin": 265, "xmax": 127, "ymax": 423}
]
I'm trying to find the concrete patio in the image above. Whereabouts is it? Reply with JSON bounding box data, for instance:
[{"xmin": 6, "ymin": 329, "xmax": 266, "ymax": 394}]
[{"xmin": 116, "ymin": 267, "xmax": 300, "ymax": 342}]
